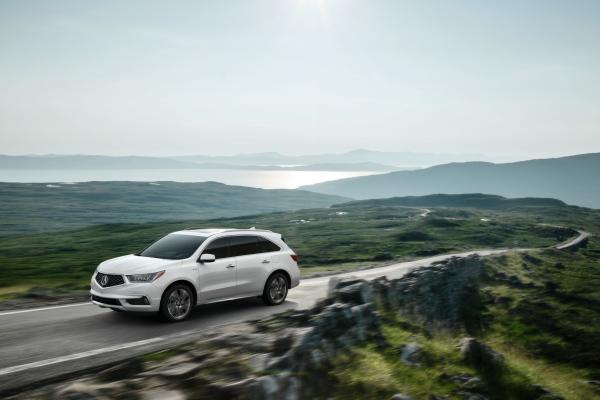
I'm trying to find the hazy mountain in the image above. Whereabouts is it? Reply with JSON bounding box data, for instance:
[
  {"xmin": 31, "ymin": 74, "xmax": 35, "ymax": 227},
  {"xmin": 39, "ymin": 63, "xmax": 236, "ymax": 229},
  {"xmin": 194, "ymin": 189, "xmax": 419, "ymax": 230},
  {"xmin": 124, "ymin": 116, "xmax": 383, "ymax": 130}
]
[
  {"xmin": 301, "ymin": 153, "xmax": 600, "ymax": 208},
  {"xmin": 174, "ymin": 149, "xmax": 516, "ymax": 168},
  {"xmin": 0, "ymin": 155, "xmax": 200, "ymax": 169},
  {"xmin": 170, "ymin": 161, "xmax": 399, "ymax": 171},
  {"xmin": 0, "ymin": 181, "xmax": 349, "ymax": 235},
  {"xmin": 0, "ymin": 150, "xmax": 521, "ymax": 171},
  {"xmin": 0, "ymin": 155, "xmax": 396, "ymax": 171}
]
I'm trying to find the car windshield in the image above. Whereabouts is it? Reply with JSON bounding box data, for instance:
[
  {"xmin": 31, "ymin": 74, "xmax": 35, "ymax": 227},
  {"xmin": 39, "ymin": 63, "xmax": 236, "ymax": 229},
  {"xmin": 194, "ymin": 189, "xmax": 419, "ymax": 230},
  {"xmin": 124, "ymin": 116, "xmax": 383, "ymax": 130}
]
[{"xmin": 138, "ymin": 234, "xmax": 207, "ymax": 260}]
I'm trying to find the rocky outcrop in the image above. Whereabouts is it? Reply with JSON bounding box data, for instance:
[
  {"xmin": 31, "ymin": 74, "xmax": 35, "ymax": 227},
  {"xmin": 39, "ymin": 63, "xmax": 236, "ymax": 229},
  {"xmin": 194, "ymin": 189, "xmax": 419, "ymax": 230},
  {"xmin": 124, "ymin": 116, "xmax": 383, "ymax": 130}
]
[
  {"xmin": 458, "ymin": 337, "xmax": 504, "ymax": 372},
  {"xmin": 11, "ymin": 256, "xmax": 485, "ymax": 400},
  {"xmin": 371, "ymin": 255, "xmax": 483, "ymax": 329}
]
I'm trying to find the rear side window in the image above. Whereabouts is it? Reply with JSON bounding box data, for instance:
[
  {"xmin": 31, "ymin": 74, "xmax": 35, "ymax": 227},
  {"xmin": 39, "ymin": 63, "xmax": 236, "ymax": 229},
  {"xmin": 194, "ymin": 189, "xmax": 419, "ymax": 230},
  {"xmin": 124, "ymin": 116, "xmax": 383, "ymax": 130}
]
[
  {"xmin": 257, "ymin": 237, "xmax": 281, "ymax": 252},
  {"xmin": 229, "ymin": 235, "xmax": 262, "ymax": 257},
  {"xmin": 202, "ymin": 237, "xmax": 231, "ymax": 259}
]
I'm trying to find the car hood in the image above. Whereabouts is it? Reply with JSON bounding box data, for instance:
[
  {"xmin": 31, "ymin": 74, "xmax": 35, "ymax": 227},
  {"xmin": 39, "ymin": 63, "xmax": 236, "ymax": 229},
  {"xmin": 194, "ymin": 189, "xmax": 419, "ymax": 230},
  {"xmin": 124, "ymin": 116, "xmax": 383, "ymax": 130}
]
[{"xmin": 97, "ymin": 254, "xmax": 183, "ymax": 274}]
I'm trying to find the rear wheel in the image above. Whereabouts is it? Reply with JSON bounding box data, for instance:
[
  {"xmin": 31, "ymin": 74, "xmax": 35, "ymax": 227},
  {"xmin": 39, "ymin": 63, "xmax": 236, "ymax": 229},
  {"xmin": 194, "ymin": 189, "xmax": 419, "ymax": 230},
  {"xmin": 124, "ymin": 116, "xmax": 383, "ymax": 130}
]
[
  {"xmin": 160, "ymin": 284, "xmax": 193, "ymax": 322},
  {"xmin": 262, "ymin": 272, "xmax": 288, "ymax": 305}
]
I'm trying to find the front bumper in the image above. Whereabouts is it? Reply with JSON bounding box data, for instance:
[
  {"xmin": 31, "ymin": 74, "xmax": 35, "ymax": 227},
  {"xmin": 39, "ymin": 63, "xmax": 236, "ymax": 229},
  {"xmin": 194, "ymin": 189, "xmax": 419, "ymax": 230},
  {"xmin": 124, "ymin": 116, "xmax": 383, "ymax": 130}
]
[{"xmin": 90, "ymin": 273, "xmax": 163, "ymax": 312}]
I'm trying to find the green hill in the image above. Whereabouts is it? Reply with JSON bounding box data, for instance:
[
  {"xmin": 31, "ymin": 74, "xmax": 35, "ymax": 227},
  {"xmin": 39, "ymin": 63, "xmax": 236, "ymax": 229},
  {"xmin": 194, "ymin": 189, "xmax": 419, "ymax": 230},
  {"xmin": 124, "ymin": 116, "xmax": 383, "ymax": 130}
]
[
  {"xmin": 0, "ymin": 181, "xmax": 348, "ymax": 235},
  {"xmin": 338, "ymin": 193, "xmax": 568, "ymax": 209}
]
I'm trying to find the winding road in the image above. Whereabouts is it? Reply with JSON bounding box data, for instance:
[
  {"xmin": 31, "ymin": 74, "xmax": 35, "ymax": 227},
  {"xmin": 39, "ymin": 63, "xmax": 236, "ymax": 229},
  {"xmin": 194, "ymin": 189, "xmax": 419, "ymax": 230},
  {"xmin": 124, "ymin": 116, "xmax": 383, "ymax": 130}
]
[{"xmin": 0, "ymin": 230, "xmax": 590, "ymax": 395}]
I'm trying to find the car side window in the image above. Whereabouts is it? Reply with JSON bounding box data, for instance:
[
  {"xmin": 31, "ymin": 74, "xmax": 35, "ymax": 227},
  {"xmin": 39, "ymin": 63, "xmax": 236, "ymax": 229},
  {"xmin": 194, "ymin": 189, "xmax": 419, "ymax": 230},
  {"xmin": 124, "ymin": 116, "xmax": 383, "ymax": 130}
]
[
  {"xmin": 257, "ymin": 237, "xmax": 280, "ymax": 252},
  {"xmin": 229, "ymin": 235, "xmax": 262, "ymax": 257},
  {"xmin": 202, "ymin": 237, "xmax": 231, "ymax": 259}
]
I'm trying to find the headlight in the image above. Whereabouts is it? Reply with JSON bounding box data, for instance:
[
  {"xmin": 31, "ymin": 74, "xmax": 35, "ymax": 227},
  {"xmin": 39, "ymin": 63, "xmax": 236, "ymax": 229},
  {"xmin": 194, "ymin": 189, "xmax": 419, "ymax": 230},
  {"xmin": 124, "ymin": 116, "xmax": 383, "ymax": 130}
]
[{"xmin": 127, "ymin": 271, "xmax": 165, "ymax": 283}]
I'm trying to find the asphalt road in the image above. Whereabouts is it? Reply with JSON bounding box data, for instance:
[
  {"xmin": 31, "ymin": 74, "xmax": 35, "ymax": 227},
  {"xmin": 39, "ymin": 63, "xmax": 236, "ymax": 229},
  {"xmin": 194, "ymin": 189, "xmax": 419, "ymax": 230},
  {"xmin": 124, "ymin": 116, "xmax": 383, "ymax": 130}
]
[{"xmin": 0, "ymin": 230, "xmax": 589, "ymax": 394}]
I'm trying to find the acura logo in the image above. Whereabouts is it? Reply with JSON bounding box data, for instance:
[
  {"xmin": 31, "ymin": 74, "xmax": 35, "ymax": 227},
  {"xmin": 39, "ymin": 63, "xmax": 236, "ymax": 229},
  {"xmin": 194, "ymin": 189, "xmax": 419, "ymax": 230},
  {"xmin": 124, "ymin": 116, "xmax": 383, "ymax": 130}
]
[{"xmin": 100, "ymin": 275, "xmax": 109, "ymax": 287}]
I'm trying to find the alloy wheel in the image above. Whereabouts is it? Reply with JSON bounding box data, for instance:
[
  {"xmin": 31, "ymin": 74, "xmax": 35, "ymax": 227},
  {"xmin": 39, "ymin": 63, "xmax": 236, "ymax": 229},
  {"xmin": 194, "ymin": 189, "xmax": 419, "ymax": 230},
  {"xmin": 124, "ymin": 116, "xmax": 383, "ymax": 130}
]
[
  {"xmin": 269, "ymin": 275, "xmax": 287, "ymax": 303},
  {"xmin": 166, "ymin": 287, "xmax": 191, "ymax": 320}
]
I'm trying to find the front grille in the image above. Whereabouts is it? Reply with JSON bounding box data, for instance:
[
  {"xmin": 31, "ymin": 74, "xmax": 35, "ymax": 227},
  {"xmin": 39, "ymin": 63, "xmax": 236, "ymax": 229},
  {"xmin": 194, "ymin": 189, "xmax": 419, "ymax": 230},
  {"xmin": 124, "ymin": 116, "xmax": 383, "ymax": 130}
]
[
  {"xmin": 95, "ymin": 272, "xmax": 125, "ymax": 287},
  {"xmin": 91, "ymin": 295, "xmax": 121, "ymax": 306}
]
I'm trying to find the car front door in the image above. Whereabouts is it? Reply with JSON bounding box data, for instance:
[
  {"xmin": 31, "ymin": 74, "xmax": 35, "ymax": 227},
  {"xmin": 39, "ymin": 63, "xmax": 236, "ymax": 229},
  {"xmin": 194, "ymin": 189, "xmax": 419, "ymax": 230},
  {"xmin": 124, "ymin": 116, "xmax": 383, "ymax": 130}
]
[{"xmin": 196, "ymin": 237, "xmax": 237, "ymax": 302}]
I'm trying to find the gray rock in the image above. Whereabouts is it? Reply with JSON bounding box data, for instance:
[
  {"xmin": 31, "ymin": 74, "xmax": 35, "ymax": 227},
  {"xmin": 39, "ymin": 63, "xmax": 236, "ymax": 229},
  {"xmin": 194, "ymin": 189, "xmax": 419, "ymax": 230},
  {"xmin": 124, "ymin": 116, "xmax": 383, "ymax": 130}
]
[
  {"xmin": 447, "ymin": 374, "xmax": 475, "ymax": 383},
  {"xmin": 461, "ymin": 377, "xmax": 484, "ymax": 390},
  {"xmin": 56, "ymin": 380, "xmax": 127, "ymax": 400},
  {"xmin": 391, "ymin": 394, "xmax": 413, "ymax": 400},
  {"xmin": 327, "ymin": 275, "xmax": 364, "ymax": 296},
  {"xmin": 458, "ymin": 338, "xmax": 504, "ymax": 371},
  {"xmin": 257, "ymin": 375, "xmax": 279, "ymax": 396},
  {"xmin": 141, "ymin": 389, "xmax": 186, "ymax": 400},
  {"xmin": 530, "ymin": 384, "xmax": 564, "ymax": 400},
  {"xmin": 333, "ymin": 281, "xmax": 373, "ymax": 304},
  {"xmin": 461, "ymin": 393, "xmax": 488, "ymax": 400},
  {"xmin": 537, "ymin": 395, "xmax": 565, "ymax": 400},
  {"xmin": 400, "ymin": 343, "xmax": 423, "ymax": 366},
  {"xmin": 97, "ymin": 359, "xmax": 143, "ymax": 382},
  {"xmin": 141, "ymin": 362, "xmax": 202, "ymax": 379}
]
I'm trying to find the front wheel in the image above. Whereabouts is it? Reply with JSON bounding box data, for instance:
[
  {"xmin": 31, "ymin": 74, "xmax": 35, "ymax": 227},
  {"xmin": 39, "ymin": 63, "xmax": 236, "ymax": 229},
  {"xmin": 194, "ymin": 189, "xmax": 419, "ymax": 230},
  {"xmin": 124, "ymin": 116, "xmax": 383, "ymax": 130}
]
[
  {"xmin": 263, "ymin": 272, "xmax": 288, "ymax": 305},
  {"xmin": 160, "ymin": 284, "xmax": 193, "ymax": 322}
]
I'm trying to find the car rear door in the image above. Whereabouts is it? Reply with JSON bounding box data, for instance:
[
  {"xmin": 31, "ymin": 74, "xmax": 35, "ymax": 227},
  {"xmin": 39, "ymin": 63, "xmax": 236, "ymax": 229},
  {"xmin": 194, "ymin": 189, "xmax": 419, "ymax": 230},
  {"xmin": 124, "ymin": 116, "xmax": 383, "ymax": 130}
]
[
  {"xmin": 229, "ymin": 235, "xmax": 272, "ymax": 297},
  {"xmin": 196, "ymin": 237, "xmax": 237, "ymax": 302}
]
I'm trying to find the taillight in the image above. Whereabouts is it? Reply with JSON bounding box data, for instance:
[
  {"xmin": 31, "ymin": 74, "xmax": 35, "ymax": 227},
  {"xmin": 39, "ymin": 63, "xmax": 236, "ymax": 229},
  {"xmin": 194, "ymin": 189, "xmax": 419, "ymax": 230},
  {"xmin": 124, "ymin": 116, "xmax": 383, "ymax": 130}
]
[{"xmin": 290, "ymin": 254, "xmax": 298, "ymax": 262}]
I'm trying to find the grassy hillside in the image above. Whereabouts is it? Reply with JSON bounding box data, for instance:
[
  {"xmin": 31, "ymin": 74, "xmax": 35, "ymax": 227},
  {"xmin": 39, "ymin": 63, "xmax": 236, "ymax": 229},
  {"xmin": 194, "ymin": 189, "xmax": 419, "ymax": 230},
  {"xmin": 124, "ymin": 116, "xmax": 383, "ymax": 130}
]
[
  {"xmin": 301, "ymin": 153, "xmax": 600, "ymax": 208},
  {"xmin": 1, "ymin": 196, "xmax": 593, "ymax": 301},
  {"xmin": 338, "ymin": 194, "xmax": 568, "ymax": 210},
  {"xmin": 0, "ymin": 181, "xmax": 348, "ymax": 235},
  {"xmin": 330, "ymin": 241, "xmax": 600, "ymax": 399}
]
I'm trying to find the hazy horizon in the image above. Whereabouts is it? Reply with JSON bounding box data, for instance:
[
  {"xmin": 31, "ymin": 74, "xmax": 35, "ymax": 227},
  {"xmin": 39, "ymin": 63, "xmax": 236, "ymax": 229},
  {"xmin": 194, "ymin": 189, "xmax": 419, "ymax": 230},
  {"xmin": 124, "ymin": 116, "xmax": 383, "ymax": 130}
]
[
  {"xmin": 1, "ymin": 1, "xmax": 599, "ymax": 158},
  {"xmin": 0, "ymin": 149, "xmax": 596, "ymax": 162}
]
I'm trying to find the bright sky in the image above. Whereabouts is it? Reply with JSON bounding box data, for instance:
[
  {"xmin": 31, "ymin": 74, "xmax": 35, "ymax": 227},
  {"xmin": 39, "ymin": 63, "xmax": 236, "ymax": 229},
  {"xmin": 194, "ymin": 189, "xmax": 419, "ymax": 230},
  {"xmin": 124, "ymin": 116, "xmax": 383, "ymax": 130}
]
[{"xmin": 1, "ymin": 0, "xmax": 599, "ymax": 157}]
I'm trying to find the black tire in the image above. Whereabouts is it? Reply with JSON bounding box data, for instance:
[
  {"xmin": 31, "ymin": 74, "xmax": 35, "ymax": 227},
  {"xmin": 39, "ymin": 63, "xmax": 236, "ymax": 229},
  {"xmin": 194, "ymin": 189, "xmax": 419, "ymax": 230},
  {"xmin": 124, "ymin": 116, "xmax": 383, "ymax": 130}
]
[
  {"xmin": 160, "ymin": 284, "xmax": 194, "ymax": 322},
  {"xmin": 262, "ymin": 272, "xmax": 288, "ymax": 305},
  {"xmin": 111, "ymin": 308, "xmax": 123, "ymax": 312}
]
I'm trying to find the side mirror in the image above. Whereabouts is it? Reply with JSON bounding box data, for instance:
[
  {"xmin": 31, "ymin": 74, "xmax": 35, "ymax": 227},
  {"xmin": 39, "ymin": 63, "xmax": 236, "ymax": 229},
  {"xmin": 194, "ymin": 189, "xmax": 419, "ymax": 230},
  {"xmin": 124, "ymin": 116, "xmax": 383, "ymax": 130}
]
[{"xmin": 199, "ymin": 253, "xmax": 216, "ymax": 263}]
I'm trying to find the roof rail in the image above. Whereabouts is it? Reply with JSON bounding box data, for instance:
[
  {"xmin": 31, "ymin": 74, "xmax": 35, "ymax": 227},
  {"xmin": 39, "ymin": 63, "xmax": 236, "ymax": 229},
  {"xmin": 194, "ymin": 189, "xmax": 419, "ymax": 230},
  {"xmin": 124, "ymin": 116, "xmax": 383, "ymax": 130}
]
[{"xmin": 182, "ymin": 227, "xmax": 273, "ymax": 233}]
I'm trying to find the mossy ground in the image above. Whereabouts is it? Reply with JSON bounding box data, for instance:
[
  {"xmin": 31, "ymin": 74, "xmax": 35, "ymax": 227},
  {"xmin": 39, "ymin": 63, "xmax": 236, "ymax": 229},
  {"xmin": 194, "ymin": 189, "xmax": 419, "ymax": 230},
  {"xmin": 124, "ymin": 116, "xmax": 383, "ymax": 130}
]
[{"xmin": 327, "ymin": 240, "xmax": 600, "ymax": 400}]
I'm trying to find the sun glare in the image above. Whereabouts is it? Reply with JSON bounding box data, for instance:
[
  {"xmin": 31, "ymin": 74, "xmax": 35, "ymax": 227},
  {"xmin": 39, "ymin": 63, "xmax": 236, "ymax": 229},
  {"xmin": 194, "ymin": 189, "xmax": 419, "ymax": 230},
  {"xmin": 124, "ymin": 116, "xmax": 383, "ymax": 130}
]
[{"xmin": 292, "ymin": 0, "xmax": 333, "ymax": 29}]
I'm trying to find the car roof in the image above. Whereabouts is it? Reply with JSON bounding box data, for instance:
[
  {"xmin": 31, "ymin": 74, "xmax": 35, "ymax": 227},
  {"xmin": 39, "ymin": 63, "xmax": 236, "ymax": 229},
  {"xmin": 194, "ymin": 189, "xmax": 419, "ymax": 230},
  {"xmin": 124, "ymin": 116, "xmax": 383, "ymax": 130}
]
[{"xmin": 172, "ymin": 228, "xmax": 276, "ymax": 237}]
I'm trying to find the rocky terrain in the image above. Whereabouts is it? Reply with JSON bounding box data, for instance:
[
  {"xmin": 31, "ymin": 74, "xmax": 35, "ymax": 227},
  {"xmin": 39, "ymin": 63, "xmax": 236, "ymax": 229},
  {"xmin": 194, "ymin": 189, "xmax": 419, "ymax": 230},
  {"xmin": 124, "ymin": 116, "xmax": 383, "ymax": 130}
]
[{"xmin": 9, "ymin": 254, "xmax": 574, "ymax": 400}]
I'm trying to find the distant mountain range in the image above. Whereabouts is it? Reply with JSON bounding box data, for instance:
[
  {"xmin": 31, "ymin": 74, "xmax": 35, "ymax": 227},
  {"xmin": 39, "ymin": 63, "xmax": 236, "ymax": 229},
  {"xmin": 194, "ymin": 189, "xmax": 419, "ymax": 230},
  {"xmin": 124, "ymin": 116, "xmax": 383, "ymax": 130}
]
[
  {"xmin": 301, "ymin": 153, "xmax": 600, "ymax": 209},
  {"xmin": 0, "ymin": 149, "xmax": 517, "ymax": 171},
  {"xmin": 0, "ymin": 181, "xmax": 348, "ymax": 235},
  {"xmin": 174, "ymin": 149, "xmax": 516, "ymax": 167},
  {"xmin": 0, "ymin": 154, "xmax": 397, "ymax": 172},
  {"xmin": 0, "ymin": 155, "xmax": 199, "ymax": 170}
]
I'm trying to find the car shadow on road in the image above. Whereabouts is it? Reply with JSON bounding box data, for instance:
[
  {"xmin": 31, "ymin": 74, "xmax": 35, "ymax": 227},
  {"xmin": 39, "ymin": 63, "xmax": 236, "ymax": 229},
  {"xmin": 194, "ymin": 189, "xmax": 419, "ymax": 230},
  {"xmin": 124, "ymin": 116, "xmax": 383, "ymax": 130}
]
[{"xmin": 104, "ymin": 297, "xmax": 299, "ymax": 328}]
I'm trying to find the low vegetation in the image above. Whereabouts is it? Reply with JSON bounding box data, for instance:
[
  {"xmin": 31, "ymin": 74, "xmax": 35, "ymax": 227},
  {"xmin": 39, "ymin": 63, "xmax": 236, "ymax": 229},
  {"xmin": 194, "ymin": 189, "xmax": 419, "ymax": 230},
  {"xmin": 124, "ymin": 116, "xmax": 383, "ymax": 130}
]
[
  {"xmin": 0, "ymin": 199, "xmax": 585, "ymax": 300},
  {"xmin": 328, "ymin": 241, "xmax": 600, "ymax": 399},
  {"xmin": 0, "ymin": 181, "xmax": 347, "ymax": 235}
]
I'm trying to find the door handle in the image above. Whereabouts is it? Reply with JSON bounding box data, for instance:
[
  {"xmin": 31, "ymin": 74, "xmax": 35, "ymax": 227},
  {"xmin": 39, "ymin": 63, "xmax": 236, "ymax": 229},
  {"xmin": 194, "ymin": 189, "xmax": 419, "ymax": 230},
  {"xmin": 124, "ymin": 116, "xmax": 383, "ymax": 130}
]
[
  {"xmin": 261, "ymin": 259, "xmax": 270, "ymax": 264},
  {"xmin": 226, "ymin": 264, "xmax": 236, "ymax": 268}
]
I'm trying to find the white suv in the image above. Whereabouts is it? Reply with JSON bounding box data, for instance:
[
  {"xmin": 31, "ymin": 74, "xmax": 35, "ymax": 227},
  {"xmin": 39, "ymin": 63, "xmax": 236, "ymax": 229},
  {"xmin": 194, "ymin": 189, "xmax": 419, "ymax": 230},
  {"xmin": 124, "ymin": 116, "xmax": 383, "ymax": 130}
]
[{"xmin": 90, "ymin": 228, "xmax": 300, "ymax": 322}]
